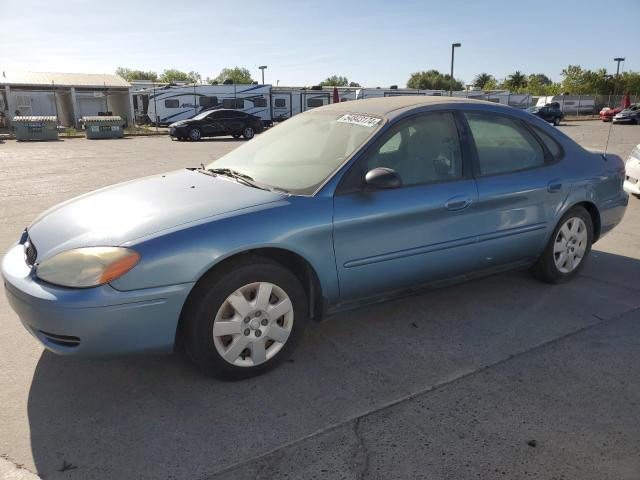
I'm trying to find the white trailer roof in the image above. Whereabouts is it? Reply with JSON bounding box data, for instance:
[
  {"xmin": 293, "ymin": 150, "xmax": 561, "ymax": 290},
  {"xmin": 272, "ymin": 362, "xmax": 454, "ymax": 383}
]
[{"xmin": 0, "ymin": 71, "xmax": 130, "ymax": 88}]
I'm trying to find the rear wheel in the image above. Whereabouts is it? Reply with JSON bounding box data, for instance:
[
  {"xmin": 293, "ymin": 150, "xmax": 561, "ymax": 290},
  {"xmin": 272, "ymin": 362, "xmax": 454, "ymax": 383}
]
[
  {"xmin": 242, "ymin": 126, "xmax": 255, "ymax": 140},
  {"xmin": 530, "ymin": 206, "xmax": 593, "ymax": 283},
  {"xmin": 553, "ymin": 117, "xmax": 561, "ymax": 126},
  {"xmin": 188, "ymin": 127, "xmax": 202, "ymax": 141},
  {"xmin": 181, "ymin": 256, "xmax": 309, "ymax": 379}
]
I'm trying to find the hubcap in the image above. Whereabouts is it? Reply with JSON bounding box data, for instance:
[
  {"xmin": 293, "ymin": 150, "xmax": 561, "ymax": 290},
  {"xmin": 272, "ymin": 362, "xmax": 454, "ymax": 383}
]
[
  {"xmin": 244, "ymin": 128, "xmax": 253, "ymax": 138},
  {"xmin": 553, "ymin": 217, "xmax": 587, "ymax": 274},
  {"xmin": 190, "ymin": 129, "xmax": 200, "ymax": 140},
  {"xmin": 213, "ymin": 282, "xmax": 294, "ymax": 367}
]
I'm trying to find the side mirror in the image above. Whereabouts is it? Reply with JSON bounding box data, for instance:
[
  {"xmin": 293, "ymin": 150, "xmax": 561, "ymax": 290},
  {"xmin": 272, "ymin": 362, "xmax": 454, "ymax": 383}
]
[{"xmin": 364, "ymin": 167, "xmax": 402, "ymax": 189}]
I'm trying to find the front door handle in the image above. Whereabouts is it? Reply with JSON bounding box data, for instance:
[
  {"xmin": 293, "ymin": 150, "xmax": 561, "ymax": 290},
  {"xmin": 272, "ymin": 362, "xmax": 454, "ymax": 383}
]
[
  {"xmin": 547, "ymin": 180, "xmax": 563, "ymax": 193},
  {"xmin": 445, "ymin": 195, "xmax": 472, "ymax": 211}
]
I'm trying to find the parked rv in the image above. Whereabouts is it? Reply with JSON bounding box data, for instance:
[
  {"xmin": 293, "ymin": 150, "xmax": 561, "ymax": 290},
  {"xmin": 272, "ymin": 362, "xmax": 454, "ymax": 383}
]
[
  {"xmin": 270, "ymin": 86, "xmax": 359, "ymax": 121},
  {"xmin": 145, "ymin": 84, "xmax": 272, "ymax": 126},
  {"xmin": 355, "ymin": 87, "xmax": 446, "ymax": 100}
]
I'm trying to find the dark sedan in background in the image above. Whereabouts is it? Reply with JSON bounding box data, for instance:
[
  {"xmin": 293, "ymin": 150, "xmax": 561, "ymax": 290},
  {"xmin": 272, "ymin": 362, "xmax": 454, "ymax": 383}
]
[
  {"xmin": 169, "ymin": 109, "xmax": 264, "ymax": 141},
  {"xmin": 526, "ymin": 102, "xmax": 564, "ymax": 125},
  {"xmin": 613, "ymin": 104, "xmax": 640, "ymax": 124}
]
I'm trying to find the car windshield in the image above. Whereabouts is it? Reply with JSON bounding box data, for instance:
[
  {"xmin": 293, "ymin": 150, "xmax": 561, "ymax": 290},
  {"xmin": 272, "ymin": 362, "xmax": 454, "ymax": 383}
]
[
  {"xmin": 527, "ymin": 107, "xmax": 540, "ymax": 113},
  {"xmin": 207, "ymin": 111, "xmax": 383, "ymax": 194}
]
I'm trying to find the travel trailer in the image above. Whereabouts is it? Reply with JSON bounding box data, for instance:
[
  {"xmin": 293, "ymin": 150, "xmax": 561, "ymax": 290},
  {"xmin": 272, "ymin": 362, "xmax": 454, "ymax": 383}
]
[
  {"xmin": 355, "ymin": 87, "xmax": 447, "ymax": 99},
  {"xmin": 452, "ymin": 90, "xmax": 533, "ymax": 109},
  {"xmin": 270, "ymin": 86, "xmax": 358, "ymax": 121},
  {"xmin": 145, "ymin": 84, "xmax": 272, "ymax": 126},
  {"xmin": 536, "ymin": 95, "xmax": 595, "ymax": 115}
]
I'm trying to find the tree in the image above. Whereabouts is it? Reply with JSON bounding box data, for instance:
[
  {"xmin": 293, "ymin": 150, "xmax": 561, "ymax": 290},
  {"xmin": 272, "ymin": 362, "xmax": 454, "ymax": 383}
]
[
  {"xmin": 407, "ymin": 70, "xmax": 463, "ymax": 91},
  {"xmin": 504, "ymin": 70, "xmax": 527, "ymax": 90},
  {"xmin": 159, "ymin": 69, "xmax": 201, "ymax": 84},
  {"xmin": 473, "ymin": 73, "xmax": 494, "ymax": 89},
  {"xmin": 349, "ymin": 81, "xmax": 361, "ymax": 87},
  {"xmin": 115, "ymin": 67, "xmax": 158, "ymax": 82},
  {"xmin": 528, "ymin": 73, "xmax": 552, "ymax": 86},
  {"xmin": 619, "ymin": 71, "xmax": 640, "ymax": 95},
  {"xmin": 208, "ymin": 67, "xmax": 253, "ymax": 85},
  {"xmin": 482, "ymin": 78, "xmax": 499, "ymax": 90},
  {"xmin": 320, "ymin": 75, "xmax": 349, "ymax": 87}
]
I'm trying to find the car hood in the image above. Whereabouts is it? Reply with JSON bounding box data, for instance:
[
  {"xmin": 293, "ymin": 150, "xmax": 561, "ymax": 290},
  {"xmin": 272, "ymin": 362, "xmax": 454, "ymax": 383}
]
[
  {"xmin": 27, "ymin": 169, "xmax": 285, "ymax": 260},
  {"xmin": 169, "ymin": 120, "xmax": 191, "ymax": 127}
]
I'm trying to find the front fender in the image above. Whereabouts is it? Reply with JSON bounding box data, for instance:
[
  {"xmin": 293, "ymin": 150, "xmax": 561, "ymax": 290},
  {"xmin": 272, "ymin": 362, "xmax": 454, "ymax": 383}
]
[{"xmin": 110, "ymin": 196, "xmax": 340, "ymax": 305}]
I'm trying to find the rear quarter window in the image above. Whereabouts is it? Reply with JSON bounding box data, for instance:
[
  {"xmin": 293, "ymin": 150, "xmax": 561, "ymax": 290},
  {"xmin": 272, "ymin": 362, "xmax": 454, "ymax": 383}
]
[{"xmin": 531, "ymin": 125, "xmax": 563, "ymax": 160}]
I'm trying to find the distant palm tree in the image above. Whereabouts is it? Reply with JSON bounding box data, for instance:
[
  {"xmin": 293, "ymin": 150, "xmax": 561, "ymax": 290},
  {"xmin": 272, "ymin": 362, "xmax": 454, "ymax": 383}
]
[
  {"xmin": 473, "ymin": 73, "xmax": 494, "ymax": 89},
  {"xmin": 507, "ymin": 71, "xmax": 527, "ymax": 89}
]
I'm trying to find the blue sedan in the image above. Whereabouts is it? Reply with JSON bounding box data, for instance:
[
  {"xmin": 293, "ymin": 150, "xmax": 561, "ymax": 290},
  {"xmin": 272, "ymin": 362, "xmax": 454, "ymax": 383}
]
[{"xmin": 2, "ymin": 97, "xmax": 628, "ymax": 379}]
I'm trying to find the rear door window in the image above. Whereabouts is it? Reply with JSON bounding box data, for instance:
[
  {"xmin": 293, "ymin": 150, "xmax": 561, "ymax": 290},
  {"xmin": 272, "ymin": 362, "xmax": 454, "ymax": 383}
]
[{"xmin": 464, "ymin": 113, "xmax": 545, "ymax": 176}]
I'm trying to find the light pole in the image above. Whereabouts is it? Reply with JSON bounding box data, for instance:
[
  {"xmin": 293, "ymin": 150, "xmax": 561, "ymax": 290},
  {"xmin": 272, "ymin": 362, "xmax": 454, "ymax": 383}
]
[
  {"xmin": 449, "ymin": 43, "xmax": 461, "ymax": 97},
  {"xmin": 259, "ymin": 65, "xmax": 268, "ymax": 85},
  {"xmin": 614, "ymin": 57, "xmax": 625, "ymax": 76}
]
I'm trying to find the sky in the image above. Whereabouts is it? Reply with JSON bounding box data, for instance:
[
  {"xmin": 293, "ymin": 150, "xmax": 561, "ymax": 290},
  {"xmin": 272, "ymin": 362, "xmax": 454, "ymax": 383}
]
[{"xmin": 1, "ymin": 0, "xmax": 638, "ymax": 87}]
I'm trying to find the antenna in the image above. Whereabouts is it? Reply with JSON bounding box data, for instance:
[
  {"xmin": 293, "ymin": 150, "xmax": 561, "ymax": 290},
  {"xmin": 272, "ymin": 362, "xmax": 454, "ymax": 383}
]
[
  {"xmin": 603, "ymin": 114, "xmax": 614, "ymax": 159},
  {"xmin": 603, "ymin": 58, "xmax": 624, "ymax": 159}
]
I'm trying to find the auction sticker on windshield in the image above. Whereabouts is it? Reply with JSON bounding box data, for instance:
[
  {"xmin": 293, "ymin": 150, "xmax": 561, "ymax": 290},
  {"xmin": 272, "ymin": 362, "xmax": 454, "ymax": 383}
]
[{"xmin": 337, "ymin": 114, "xmax": 381, "ymax": 128}]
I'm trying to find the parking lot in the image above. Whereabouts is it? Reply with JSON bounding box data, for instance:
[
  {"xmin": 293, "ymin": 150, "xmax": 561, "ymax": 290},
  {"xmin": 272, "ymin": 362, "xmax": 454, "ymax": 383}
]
[{"xmin": 1, "ymin": 121, "xmax": 639, "ymax": 479}]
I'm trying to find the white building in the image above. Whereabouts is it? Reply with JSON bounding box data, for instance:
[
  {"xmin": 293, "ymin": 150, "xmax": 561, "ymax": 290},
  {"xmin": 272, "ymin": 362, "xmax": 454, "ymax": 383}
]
[{"xmin": 0, "ymin": 71, "xmax": 133, "ymax": 128}]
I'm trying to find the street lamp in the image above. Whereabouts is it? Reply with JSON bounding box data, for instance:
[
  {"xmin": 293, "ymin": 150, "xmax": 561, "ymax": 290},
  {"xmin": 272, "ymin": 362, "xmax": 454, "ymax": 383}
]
[
  {"xmin": 449, "ymin": 43, "xmax": 461, "ymax": 97},
  {"xmin": 258, "ymin": 65, "xmax": 268, "ymax": 85},
  {"xmin": 614, "ymin": 57, "xmax": 625, "ymax": 76}
]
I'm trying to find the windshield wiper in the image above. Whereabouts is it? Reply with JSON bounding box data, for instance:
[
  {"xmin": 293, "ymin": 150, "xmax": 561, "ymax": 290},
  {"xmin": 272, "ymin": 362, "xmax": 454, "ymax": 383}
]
[{"xmin": 203, "ymin": 167, "xmax": 271, "ymax": 191}]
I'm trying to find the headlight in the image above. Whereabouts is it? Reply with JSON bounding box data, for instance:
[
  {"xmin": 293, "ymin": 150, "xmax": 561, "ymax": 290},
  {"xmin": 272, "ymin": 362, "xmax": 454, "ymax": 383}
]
[{"xmin": 36, "ymin": 247, "xmax": 140, "ymax": 288}]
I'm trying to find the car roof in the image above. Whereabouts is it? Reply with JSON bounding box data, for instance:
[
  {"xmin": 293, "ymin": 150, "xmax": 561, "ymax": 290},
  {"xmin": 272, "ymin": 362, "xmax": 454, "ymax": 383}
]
[{"xmin": 316, "ymin": 96, "xmax": 508, "ymax": 119}]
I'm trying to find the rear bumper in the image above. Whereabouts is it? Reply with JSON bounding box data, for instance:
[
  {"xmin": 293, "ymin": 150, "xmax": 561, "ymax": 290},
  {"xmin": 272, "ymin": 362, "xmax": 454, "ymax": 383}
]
[{"xmin": 2, "ymin": 243, "xmax": 193, "ymax": 356}]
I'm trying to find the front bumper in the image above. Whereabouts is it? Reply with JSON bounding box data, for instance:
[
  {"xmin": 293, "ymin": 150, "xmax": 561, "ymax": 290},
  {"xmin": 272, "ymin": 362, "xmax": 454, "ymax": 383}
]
[
  {"xmin": 612, "ymin": 117, "xmax": 636, "ymax": 124},
  {"xmin": 2, "ymin": 243, "xmax": 194, "ymax": 356},
  {"xmin": 169, "ymin": 126, "xmax": 188, "ymax": 137}
]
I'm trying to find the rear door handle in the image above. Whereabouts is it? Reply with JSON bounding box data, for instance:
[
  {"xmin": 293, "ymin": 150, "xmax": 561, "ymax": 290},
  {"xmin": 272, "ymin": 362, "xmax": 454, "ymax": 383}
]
[
  {"xmin": 445, "ymin": 195, "xmax": 472, "ymax": 211},
  {"xmin": 547, "ymin": 180, "xmax": 562, "ymax": 193}
]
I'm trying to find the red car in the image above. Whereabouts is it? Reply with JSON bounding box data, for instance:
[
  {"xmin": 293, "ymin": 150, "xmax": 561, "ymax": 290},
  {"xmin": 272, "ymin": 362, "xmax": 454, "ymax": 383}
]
[
  {"xmin": 600, "ymin": 93, "xmax": 631, "ymax": 122},
  {"xmin": 599, "ymin": 106, "xmax": 622, "ymax": 122}
]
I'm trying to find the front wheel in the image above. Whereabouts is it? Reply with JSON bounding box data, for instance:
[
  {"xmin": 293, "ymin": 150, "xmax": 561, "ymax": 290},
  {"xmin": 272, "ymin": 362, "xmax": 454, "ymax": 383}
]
[
  {"xmin": 181, "ymin": 256, "xmax": 308, "ymax": 379},
  {"xmin": 530, "ymin": 206, "xmax": 593, "ymax": 283},
  {"xmin": 188, "ymin": 127, "xmax": 202, "ymax": 141},
  {"xmin": 232, "ymin": 133, "xmax": 241, "ymax": 139},
  {"xmin": 242, "ymin": 126, "xmax": 255, "ymax": 139}
]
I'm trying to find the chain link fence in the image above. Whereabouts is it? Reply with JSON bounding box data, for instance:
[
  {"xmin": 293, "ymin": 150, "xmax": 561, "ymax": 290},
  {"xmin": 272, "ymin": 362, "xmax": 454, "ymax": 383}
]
[{"xmin": 457, "ymin": 91, "xmax": 640, "ymax": 117}]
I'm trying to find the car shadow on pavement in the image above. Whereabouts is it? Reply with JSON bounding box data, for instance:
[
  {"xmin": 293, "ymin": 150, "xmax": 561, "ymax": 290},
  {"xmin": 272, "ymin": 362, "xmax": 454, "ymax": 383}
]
[{"xmin": 25, "ymin": 250, "xmax": 640, "ymax": 479}]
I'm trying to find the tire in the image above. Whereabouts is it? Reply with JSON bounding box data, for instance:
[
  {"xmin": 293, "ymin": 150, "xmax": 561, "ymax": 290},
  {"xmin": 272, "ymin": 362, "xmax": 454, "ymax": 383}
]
[
  {"xmin": 232, "ymin": 133, "xmax": 241, "ymax": 139},
  {"xmin": 530, "ymin": 206, "xmax": 593, "ymax": 284},
  {"xmin": 188, "ymin": 127, "xmax": 202, "ymax": 141},
  {"xmin": 553, "ymin": 117, "xmax": 561, "ymax": 126},
  {"xmin": 242, "ymin": 126, "xmax": 255, "ymax": 140},
  {"xmin": 181, "ymin": 255, "xmax": 309, "ymax": 379}
]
